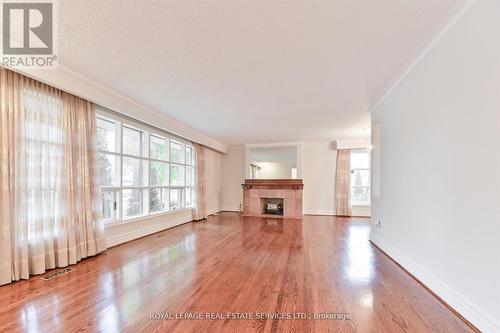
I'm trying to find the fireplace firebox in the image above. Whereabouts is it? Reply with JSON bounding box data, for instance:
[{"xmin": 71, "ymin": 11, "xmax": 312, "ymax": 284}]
[{"xmin": 261, "ymin": 198, "xmax": 284, "ymax": 216}]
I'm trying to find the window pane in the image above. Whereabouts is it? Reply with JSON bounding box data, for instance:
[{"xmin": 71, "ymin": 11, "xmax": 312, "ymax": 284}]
[
  {"xmin": 169, "ymin": 188, "xmax": 182, "ymax": 210},
  {"xmin": 185, "ymin": 188, "xmax": 193, "ymax": 208},
  {"xmin": 97, "ymin": 118, "xmax": 116, "ymax": 152},
  {"xmin": 150, "ymin": 188, "xmax": 168, "ymax": 213},
  {"xmin": 170, "ymin": 141, "xmax": 185, "ymax": 164},
  {"xmin": 122, "ymin": 189, "xmax": 144, "ymax": 218},
  {"xmin": 101, "ymin": 190, "xmax": 117, "ymax": 222},
  {"xmin": 186, "ymin": 146, "xmax": 193, "ymax": 165},
  {"xmin": 170, "ymin": 164, "xmax": 185, "ymax": 186},
  {"xmin": 351, "ymin": 151, "xmax": 370, "ymax": 169},
  {"xmin": 98, "ymin": 153, "xmax": 120, "ymax": 186},
  {"xmin": 150, "ymin": 135, "xmax": 167, "ymax": 161},
  {"xmin": 350, "ymin": 187, "xmax": 370, "ymax": 205},
  {"xmin": 186, "ymin": 166, "xmax": 194, "ymax": 186},
  {"xmin": 351, "ymin": 169, "xmax": 370, "ymax": 187},
  {"xmin": 123, "ymin": 126, "xmax": 143, "ymax": 156},
  {"xmin": 122, "ymin": 157, "xmax": 147, "ymax": 186},
  {"xmin": 97, "ymin": 113, "xmax": 196, "ymax": 224},
  {"xmin": 150, "ymin": 161, "xmax": 168, "ymax": 186}
]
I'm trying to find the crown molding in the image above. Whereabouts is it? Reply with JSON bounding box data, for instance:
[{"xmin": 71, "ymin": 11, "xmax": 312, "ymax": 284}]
[{"xmin": 370, "ymin": 1, "xmax": 477, "ymax": 113}]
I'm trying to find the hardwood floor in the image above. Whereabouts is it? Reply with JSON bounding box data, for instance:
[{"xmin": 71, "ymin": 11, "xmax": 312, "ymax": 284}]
[{"xmin": 0, "ymin": 213, "xmax": 476, "ymax": 333}]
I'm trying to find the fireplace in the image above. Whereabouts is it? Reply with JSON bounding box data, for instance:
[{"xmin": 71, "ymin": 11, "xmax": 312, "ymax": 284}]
[
  {"xmin": 242, "ymin": 179, "xmax": 303, "ymax": 219},
  {"xmin": 261, "ymin": 198, "xmax": 284, "ymax": 216}
]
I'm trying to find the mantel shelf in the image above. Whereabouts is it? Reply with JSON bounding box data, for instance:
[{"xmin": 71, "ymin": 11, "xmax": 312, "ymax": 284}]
[{"xmin": 241, "ymin": 179, "xmax": 304, "ymax": 190}]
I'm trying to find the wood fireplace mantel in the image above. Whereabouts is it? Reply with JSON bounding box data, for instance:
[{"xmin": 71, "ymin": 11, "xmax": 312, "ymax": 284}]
[
  {"xmin": 241, "ymin": 179, "xmax": 304, "ymax": 190},
  {"xmin": 242, "ymin": 179, "xmax": 303, "ymax": 219}
]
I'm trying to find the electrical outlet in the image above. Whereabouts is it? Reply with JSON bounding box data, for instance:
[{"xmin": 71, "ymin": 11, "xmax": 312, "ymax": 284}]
[{"xmin": 376, "ymin": 220, "xmax": 381, "ymax": 228}]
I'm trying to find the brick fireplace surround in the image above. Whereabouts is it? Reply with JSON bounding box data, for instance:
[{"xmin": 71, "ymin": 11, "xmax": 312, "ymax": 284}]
[{"xmin": 242, "ymin": 179, "xmax": 303, "ymax": 219}]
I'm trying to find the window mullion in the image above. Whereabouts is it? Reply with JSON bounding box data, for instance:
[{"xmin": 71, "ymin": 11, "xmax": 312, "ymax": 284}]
[
  {"xmin": 118, "ymin": 122, "xmax": 123, "ymax": 221},
  {"xmin": 97, "ymin": 111, "xmax": 194, "ymax": 225}
]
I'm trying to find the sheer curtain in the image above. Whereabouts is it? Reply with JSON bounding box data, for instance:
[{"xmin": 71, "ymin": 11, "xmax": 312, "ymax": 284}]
[
  {"xmin": 0, "ymin": 68, "xmax": 106, "ymax": 285},
  {"xmin": 192, "ymin": 143, "xmax": 207, "ymax": 221},
  {"xmin": 335, "ymin": 149, "xmax": 352, "ymax": 216}
]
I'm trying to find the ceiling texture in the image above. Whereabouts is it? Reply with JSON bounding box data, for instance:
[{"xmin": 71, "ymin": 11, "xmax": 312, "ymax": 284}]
[{"xmin": 59, "ymin": 0, "xmax": 457, "ymax": 145}]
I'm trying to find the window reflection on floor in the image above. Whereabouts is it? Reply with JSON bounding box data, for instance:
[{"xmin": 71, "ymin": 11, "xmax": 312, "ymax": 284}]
[
  {"xmin": 21, "ymin": 303, "xmax": 40, "ymax": 333},
  {"xmin": 98, "ymin": 303, "xmax": 121, "ymax": 333},
  {"xmin": 345, "ymin": 223, "xmax": 374, "ymax": 284},
  {"xmin": 360, "ymin": 290, "xmax": 374, "ymax": 309}
]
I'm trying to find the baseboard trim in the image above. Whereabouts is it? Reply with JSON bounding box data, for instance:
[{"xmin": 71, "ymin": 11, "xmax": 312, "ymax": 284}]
[
  {"xmin": 106, "ymin": 215, "xmax": 193, "ymax": 248},
  {"xmin": 303, "ymin": 209, "xmax": 335, "ymax": 216},
  {"xmin": 370, "ymin": 234, "xmax": 499, "ymax": 333},
  {"xmin": 222, "ymin": 206, "xmax": 240, "ymax": 212},
  {"xmin": 207, "ymin": 208, "xmax": 223, "ymax": 216},
  {"xmin": 303, "ymin": 211, "xmax": 371, "ymax": 219}
]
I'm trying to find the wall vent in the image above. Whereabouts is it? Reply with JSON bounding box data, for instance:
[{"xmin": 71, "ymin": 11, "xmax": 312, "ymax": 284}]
[{"xmin": 41, "ymin": 267, "xmax": 73, "ymax": 281}]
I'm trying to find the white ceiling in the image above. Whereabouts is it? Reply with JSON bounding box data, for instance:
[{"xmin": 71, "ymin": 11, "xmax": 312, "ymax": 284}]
[{"xmin": 58, "ymin": 0, "xmax": 457, "ymax": 145}]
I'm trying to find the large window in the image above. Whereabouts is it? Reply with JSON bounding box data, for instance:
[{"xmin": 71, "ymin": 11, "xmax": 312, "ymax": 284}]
[
  {"xmin": 350, "ymin": 150, "xmax": 370, "ymax": 206},
  {"xmin": 96, "ymin": 112, "xmax": 195, "ymax": 224}
]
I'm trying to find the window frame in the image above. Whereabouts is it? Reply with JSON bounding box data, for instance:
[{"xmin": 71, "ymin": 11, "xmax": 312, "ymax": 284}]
[
  {"xmin": 350, "ymin": 149, "xmax": 371, "ymax": 206},
  {"xmin": 96, "ymin": 109, "xmax": 195, "ymax": 226}
]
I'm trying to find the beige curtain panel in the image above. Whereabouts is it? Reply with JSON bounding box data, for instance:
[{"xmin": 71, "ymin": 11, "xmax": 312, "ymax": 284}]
[
  {"xmin": 0, "ymin": 68, "xmax": 106, "ymax": 286},
  {"xmin": 335, "ymin": 149, "xmax": 352, "ymax": 216},
  {"xmin": 192, "ymin": 143, "xmax": 207, "ymax": 221}
]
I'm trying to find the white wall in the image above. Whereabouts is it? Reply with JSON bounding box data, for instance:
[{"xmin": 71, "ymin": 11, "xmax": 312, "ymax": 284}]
[
  {"xmin": 205, "ymin": 148, "xmax": 223, "ymax": 215},
  {"xmin": 370, "ymin": 1, "xmax": 500, "ymax": 332},
  {"xmin": 302, "ymin": 144, "xmax": 337, "ymax": 215},
  {"xmin": 222, "ymin": 146, "xmax": 246, "ymax": 212}
]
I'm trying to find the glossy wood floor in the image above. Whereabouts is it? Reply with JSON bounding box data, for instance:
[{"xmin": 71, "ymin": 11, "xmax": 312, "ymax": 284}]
[{"xmin": 0, "ymin": 213, "xmax": 475, "ymax": 333}]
